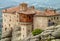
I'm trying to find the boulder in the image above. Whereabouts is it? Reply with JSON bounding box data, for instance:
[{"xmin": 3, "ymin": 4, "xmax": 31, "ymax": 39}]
[{"xmin": 52, "ymin": 28, "xmax": 60, "ymax": 38}]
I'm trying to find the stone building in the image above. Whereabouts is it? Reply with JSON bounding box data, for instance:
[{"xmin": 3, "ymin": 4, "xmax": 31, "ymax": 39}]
[
  {"xmin": 1, "ymin": 3, "xmax": 60, "ymax": 41},
  {"xmin": 34, "ymin": 9, "xmax": 60, "ymax": 30}
]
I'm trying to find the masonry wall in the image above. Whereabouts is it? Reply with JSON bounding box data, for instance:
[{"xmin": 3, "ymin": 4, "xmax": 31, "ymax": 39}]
[
  {"xmin": 34, "ymin": 15, "xmax": 60, "ymax": 30},
  {"xmin": 47, "ymin": 16, "xmax": 60, "ymax": 25},
  {"xmin": 33, "ymin": 16, "xmax": 48, "ymax": 30},
  {"xmin": 20, "ymin": 22, "xmax": 33, "ymax": 40},
  {"xmin": 1, "ymin": 13, "xmax": 19, "ymax": 41},
  {"xmin": 11, "ymin": 22, "xmax": 33, "ymax": 41}
]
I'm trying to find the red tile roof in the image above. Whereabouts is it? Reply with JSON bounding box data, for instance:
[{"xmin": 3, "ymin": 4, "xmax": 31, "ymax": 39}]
[
  {"xmin": 2, "ymin": 3, "xmax": 60, "ymax": 16},
  {"xmin": 2, "ymin": 6, "xmax": 20, "ymax": 13}
]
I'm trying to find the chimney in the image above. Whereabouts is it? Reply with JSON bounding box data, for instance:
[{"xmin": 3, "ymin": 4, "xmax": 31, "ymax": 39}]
[
  {"xmin": 19, "ymin": 3, "xmax": 28, "ymax": 11},
  {"xmin": 45, "ymin": 9, "xmax": 56, "ymax": 14},
  {"xmin": 30, "ymin": 6, "xmax": 35, "ymax": 10},
  {"xmin": 2, "ymin": 9, "xmax": 7, "ymax": 13}
]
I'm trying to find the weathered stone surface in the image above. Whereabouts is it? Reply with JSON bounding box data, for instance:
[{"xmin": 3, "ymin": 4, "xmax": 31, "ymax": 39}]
[
  {"xmin": 1, "ymin": 38, "xmax": 11, "ymax": 41},
  {"xmin": 1, "ymin": 28, "xmax": 12, "ymax": 39},
  {"xmin": 51, "ymin": 39, "xmax": 60, "ymax": 41},
  {"xmin": 13, "ymin": 26, "xmax": 21, "ymax": 32},
  {"xmin": 11, "ymin": 26, "xmax": 21, "ymax": 41},
  {"xmin": 22, "ymin": 25, "xmax": 60, "ymax": 41},
  {"xmin": 52, "ymin": 28, "xmax": 60, "ymax": 38},
  {"xmin": 1, "ymin": 25, "xmax": 60, "ymax": 41}
]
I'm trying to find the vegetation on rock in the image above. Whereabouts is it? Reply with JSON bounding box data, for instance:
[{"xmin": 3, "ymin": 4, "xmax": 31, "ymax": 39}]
[{"xmin": 32, "ymin": 29, "xmax": 43, "ymax": 36}]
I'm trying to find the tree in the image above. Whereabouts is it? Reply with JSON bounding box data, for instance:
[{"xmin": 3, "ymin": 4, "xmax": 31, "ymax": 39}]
[{"xmin": 32, "ymin": 29, "xmax": 43, "ymax": 36}]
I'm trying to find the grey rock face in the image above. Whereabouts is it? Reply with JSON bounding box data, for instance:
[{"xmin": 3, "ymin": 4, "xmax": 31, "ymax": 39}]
[
  {"xmin": 1, "ymin": 25, "xmax": 60, "ymax": 41},
  {"xmin": 23, "ymin": 25, "xmax": 60, "ymax": 41},
  {"xmin": 52, "ymin": 28, "xmax": 60, "ymax": 38}
]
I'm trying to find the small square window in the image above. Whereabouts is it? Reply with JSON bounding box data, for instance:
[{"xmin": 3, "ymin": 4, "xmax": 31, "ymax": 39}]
[
  {"xmin": 23, "ymin": 35, "xmax": 24, "ymax": 37},
  {"xmin": 23, "ymin": 28, "xmax": 24, "ymax": 30},
  {"xmin": 57, "ymin": 17, "xmax": 59, "ymax": 19},
  {"xmin": 17, "ymin": 20, "xmax": 18, "ymax": 22},
  {"xmin": 16, "ymin": 27, "xmax": 21, "ymax": 31},
  {"xmin": 10, "ymin": 19, "xmax": 11, "ymax": 21},
  {"xmin": 54, "ymin": 17, "xmax": 55, "ymax": 19},
  {"xmin": 5, "ymin": 28, "xmax": 7, "ymax": 31},
  {"xmin": 9, "ymin": 24, "xmax": 10, "ymax": 26},
  {"xmin": 17, "ymin": 15, "xmax": 18, "ymax": 17},
  {"xmin": 17, "ymin": 33, "xmax": 21, "ymax": 37},
  {"xmin": 51, "ymin": 18, "xmax": 53, "ymax": 20}
]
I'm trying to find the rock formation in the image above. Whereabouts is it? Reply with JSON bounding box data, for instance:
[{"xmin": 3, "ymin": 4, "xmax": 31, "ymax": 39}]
[{"xmin": 1, "ymin": 25, "xmax": 60, "ymax": 41}]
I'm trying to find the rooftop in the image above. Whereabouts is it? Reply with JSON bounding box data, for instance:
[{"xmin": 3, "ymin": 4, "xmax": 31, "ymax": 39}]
[{"xmin": 2, "ymin": 3, "xmax": 60, "ymax": 16}]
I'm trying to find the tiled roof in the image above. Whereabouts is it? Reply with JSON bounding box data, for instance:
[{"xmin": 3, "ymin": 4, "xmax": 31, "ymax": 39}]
[
  {"xmin": 35, "ymin": 9, "xmax": 60, "ymax": 16},
  {"xmin": 18, "ymin": 8, "xmax": 35, "ymax": 14},
  {"xmin": 2, "ymin": 6, "xmax": 36, "ymax": 14},
  {"xmin": 2, "ymin": 3, "xmax": 60, "ymax": 16},
  {"xmin": 2, "ymin": 6, "xmax": 20, "ymax": 13}
]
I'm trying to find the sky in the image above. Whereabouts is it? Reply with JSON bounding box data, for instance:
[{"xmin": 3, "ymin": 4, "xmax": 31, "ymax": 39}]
[{"xmin": 0, "ymin": 0, "xmax": 60, "ymax": 9}]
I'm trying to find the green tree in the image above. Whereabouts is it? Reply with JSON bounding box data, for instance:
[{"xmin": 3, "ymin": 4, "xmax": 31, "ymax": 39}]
[{"xmin": 32, "ymin": 29, "xmax": 43, "ymax": 36}]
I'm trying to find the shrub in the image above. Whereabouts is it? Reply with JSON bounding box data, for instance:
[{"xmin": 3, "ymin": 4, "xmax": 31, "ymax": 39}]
[{"xmin": 32, "ymin": 29, "xmax": 43, "ymax": 36}]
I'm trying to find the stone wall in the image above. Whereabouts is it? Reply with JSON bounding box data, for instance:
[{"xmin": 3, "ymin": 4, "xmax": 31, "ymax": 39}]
[
  {"xmin": 1, "ymin": 27, "xmax": 12, "ymax": 41},
  {"xmin": 33, "ymin": 16, "xmax": 48, "ymax": 30},
  {"xmin": 11, "ymin": 26, "xmax": 21, "ymax": 41}
]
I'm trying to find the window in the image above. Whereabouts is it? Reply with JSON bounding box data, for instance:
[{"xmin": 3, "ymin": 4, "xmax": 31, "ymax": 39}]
[
  {"xmin": 54, "ymin": 17, "xmax": 55, "ymax": 20},
  {"xmin": 48, "ymin": 20, "xmax": 55, "ymax": 26},
  {"xmin": 9, "ymin": 24, "xmax": 10, "ymax": 27},
  {"xmin": 10, "ymin": 19, "xmax": 11, "ymax": 21},
  {"xmin": 17, "ymin": 33, "xmax": 21, "ymax": 37},
  {"xmin": 17, "ymin": 20, "xmax": 18, "ymax": 22},
  {"xmin": 23, "ymin": 16, "xmax": 26, "ymax": 18},
  {"xmin": 16, "ymin": 27, "xmax": 21, "ymax": 31},
  {"xmin": 23, "ymin": 35, "xmax": 24, "ymax": 37},
  {"xmin": 29, "ymin": 16, "xmax": 31, "ymax": 19},
  {"xmin": 23, "ymin": 28, "xmax": 24, "ymax": 30},
  {"xmin": 57, "ymin": 17, "xmax": 59, "ymax": 19},
  {"xmin": 5, "ymin": 28, "xmax": 7, "ymax": 31},
  {"xmin": 48, "ymin": 20, "xmax": 51, "ymax": 22},
  {"xmin": 17, "ymin": 15, "xmax": 18, "ymax": 17},
  {"xmin": 51, "ymin": 18, "xmax": 53, "ymax": 20},
  {"xmin": 28, "ymin": 30, "xmax": 30, "ymax": 32}
]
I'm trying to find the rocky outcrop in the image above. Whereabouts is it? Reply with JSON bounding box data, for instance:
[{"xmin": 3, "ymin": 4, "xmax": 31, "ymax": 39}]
[
  {"xmin": 22, "ymin": 25, "xmax": 60, "ymax": 41},
  {"xmin": 1, "ymin": 25, "xmax": 60, "ymax": 41},
  {"xmin": 41, "ymin": 25, "xmax": 60, "ymax": 38}
]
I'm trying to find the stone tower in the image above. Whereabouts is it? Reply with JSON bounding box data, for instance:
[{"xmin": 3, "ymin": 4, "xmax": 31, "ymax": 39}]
[
  {"xmin": 18, "ymin": 3, "xmax": 35, "ymax": 39},
  {"xmin": 19, "ymin": 3, "xmax": 27, "ymax": 11},
  {"xmin": 11, "ymin": 3, "xmax": 35, "ymax": 41}
]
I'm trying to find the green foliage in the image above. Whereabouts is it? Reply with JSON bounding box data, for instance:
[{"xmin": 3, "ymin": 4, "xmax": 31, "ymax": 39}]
[
  {"xmin": 32, "ymin": 29, "xmax": 43, "ymax": 36},
  {"xmin": 47, "ymin": 39, "xmax": 51, "ymax": 41}
]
